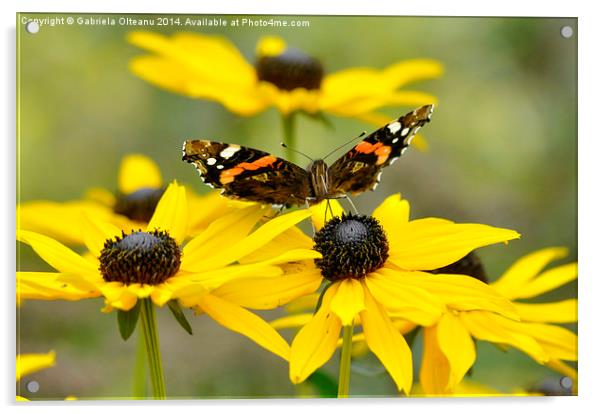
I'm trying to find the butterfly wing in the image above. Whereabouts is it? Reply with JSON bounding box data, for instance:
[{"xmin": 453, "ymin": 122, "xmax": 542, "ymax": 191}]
[
  {"xmin": 182, "ymin": 140, "xmax": 310, "ymax": 206},
  {"xmin": 327, "ymin": 104, "xmax": 434, "ymax": 195}
]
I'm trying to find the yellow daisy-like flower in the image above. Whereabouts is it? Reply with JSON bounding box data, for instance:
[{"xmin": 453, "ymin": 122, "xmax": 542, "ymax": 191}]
[
  {"xmin": 18, "ymin": 153, "xmax": 243, "ymax": 244},
  {"xmin": 419, "ymin": 247, "xmax": 577, "ymax": 395},
  {"xmin": 196, "ymin": 194, "xmax": 520, "ymax": 394},
  {"xmin": 128, "ymin": 32, "xmax": 442, "ymax": 146},
  {"xmin": 16, "ymin": 351, "xmax": 56, "ymax": 401},
  {"xmin": 17, "ymin": 182, "xmax": 318, "ymax": 360}
]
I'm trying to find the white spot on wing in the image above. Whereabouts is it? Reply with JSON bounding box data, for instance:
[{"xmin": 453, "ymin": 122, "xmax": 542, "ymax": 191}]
[
  {"xmin": 220, "ymin": 145, "xmax": 241, "ymax": 159},
  {"xmin": 387, "ymin": 121, "xmax": 401, "ymax": 134},
  {"xmin": 389, "ymin": 156, "xmax": 400, "ymax": 164},
  {"xmin": 217, "ymin": 165, "xmax": 224, "ymax": 169},
  {"xmin": 392, "ymin": 137, "xmax": 399, "ymax": 144},
  {"xmin": 401, "ymin": 127, "xmax": 410, "ymax": 136},
  {"xmin": 207, "ymin": 157, "xmax": 217, "ymax": 166}
]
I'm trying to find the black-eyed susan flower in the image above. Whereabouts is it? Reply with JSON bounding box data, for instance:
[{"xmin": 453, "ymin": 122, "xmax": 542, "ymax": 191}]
[
  {"xmin": 418, "ymin": 247, "xmax": 577, "ymax": 395},
  {"xmin": 195, "ymin": 194, "xmax": 520, "ymax": 395},
  {"xmin": 17, "ymin": 182, "xmax": 319, "ymax": 398},
  {"xmin": 18, "ymin": 154, "xmax": 243, "ymax": 244},
  {"xmin": 127, "ymin": 32, "xmax": 443, "ymax": 152}
]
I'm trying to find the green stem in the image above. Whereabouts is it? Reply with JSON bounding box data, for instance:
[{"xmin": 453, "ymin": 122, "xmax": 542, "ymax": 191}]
[
  {"xmin": 337, "ymin": 324, "xmax": 354, "ymax": 398},
  {"xmin": 281, "ymin": 112, "xmax": 297, "ymax": 162},
  {"xmin": 132, "ymin": 330, "xmax": 147, "ymax": 399},
  {"xmin": 140, "ymin": 299, "xmax": 166, "ymax": 399}
]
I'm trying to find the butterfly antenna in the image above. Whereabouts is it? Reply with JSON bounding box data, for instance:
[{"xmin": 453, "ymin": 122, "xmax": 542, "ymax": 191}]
[
  {"xmin": 281, "ymin": 142, "xmax": 313, "ymax": 162},
  {"xmin": 323, "ymin": 131, "xmax": 367, "ymax": 161}
]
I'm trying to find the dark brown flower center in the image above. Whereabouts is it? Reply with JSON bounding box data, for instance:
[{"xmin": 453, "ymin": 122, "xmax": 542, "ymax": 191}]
[
  {"xmin": 99, "ymin": 230, "xmax": 181, "ymax": 285},
  {"xmin": 256, "ymin": 47, "xmax": 324, "ymax": 91},
  {"xmin": 113, "ymin": 187, "xmax": 166, "ymax": 223},
  {"xmin": 431, "ymin": 251, "xmax": 488, "ymax": 283},
  {"xmin": 313, "ymin": 213, "xmax": 389, "ymax": 282}
]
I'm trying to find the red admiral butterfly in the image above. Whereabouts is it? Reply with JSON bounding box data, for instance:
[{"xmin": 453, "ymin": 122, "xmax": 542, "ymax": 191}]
[{"xmin": 182, "ymin": 104, "xmax": 434, "ymax": 207}]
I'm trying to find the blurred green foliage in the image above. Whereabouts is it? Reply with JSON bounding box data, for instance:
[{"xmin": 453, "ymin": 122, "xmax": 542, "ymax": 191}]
[{"xmin": 17, "ymin": 14, "xmax": 576, "ymax": 399}]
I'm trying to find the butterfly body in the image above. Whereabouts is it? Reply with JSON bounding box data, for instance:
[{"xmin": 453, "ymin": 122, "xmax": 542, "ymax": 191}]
[{"xmin": 182, "ymin": 104, "xmax": 434, "ymax": 207}]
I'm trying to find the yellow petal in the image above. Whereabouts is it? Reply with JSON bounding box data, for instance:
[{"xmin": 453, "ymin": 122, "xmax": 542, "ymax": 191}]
[
  {"xmin": 18, "ymin": 200, "xmax": 115, "ymax": 245},
  {"xmin": 360, "ymin": 284, "xmax": 413, "ymax": 394},
  {"xmin": 388, "ymin": 219, "xmax": 520, "ymax": 271},
  {"xmin": 310, "ymin": 199, "xmax": 344, "ymax": 230},
  {"xmin": 146, "ymin": 181, "xmax": 187, "ymax": 244},
  {"xmin": 546, "ymin": 359, "xmax": 577, "ymax": 382},
  {"xmin": 328, "ymin": 91, "xmax": 438, "ymax": 116},
  {"xmin": 17, "ymin": 351, "xmax": 56, "ymax": 381},
  {"xmin": 176, "ymin": 264, "xmax": 283, "ymax": 292},
  {"xmin": 211, "ymin": 268, "xmax": 323, "ymax": 309},
  {"xmin": 490, "ymin": 247, "xmax": 569, "ymax": 299},
  {"xmin": 181, "ymin": 205, "xmax": 264, "ymax": 271},
  {"xmin": 379, "ymin": 268, "xmax": 518, "ymax": 320},
  {"xmin": 289, "ymin": 286, "xmax": 341, "ymax": 383},
  {"xmin": 186, "ymin": 189, "xmax": 250, "ymax": 235},
  {"xmin": 80, "ymin": 214, "xmax": 122, "ymax": 258},
  {"xmin": 365, "ymin": 270, "xmax": 444, "ymax": 325},
  {"xmin": 118, "ymin": 154, "xmax": 162, "ymax": 194},
  {"xmin": 437, "ymin": 312, "xmax": 476, "ymax": 390},
  {"xmin": 18, "ymin": 272, "xmax": 100, "ymax": 301},
  {"xmin": 330, "ymin": 279, "xmax": 365, "ymax": 326},
  {"xmin": 511, "ymin": 263, "xmax": 577, "ymax": 299},
  {"xmin": 128, "ymin": 31, "xmax": 256, "ymax": 87},
  {"xmin": 239, "ymin": 226, "xmax": 313, "ymax": 264},
  {"xmin": 99, "ymin": 282, "xmax": 138, "ymax": 311},
  {"xmin": 270, "ymin": 313, "xmax": 314, "ymax": 330},
  {"xmin": 513, "ymin": 323, "xmax": 577, "ymax": 361},
  {"xmin": 17, "ymin": 230, "xmax": 98, "ymax": 274},
  {"xmin": 198, "ymin": 293, "xmax": 290, "ymax": 361},
  {"xmin": 420, "ymin": 326, "xmax": 451, "ymax": 395},
  {"xmin": 372, "ymin": 194, "xmax": 410, "ymax": 234},
  {"xmin": 382, "ymin": 59, "xmax": 445, "ymax": 88},
  {"xmin": 256, "ymin": 36, "xmax": 287, "ymax": 57},
  {"xmin": 514, "ymin": 299, "xmax": 577, "ymax": 323},
  {"xmin": 285, "ymin": 293, "xmax": 320, "ymax": 313},
  {"xmin": 460, "ymin": 311, "xmax": 548, "ymax": 363},
  {"xmin": 188, "ymin": 209, "xmax": 311, "ymax": 272},
  {"xmin": 84, "ymin": 186, "xmax": 116, "ymax": 207}
]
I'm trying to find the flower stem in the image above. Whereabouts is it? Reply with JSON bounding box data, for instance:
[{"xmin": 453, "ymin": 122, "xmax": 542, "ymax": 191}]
[
  {"xmin": 132, "ymin": 330, "xmax": 148, "ymax": 399},
  {"xmin": 337, "ymin": 324, "xmax": 354, "ymax": 398},
  {"xmin": 140, "ymin": 298, "xmax": 166, "ymax": 399},
  {"xmin": 281, "ymin": 112, "xmax": 297, "ymax": 162}
]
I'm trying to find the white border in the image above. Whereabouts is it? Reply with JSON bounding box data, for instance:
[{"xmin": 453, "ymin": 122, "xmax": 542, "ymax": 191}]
[{"xmin": 3, "ymin": 0, "xmax": 600, "ymax": 413}]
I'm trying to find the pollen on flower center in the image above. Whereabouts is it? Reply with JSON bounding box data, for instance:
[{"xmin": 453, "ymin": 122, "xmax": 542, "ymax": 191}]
[
  {"xmin": 99, "ymin": 229, "xmax": 181, "ymax": 285},
  {"xmin": 113, "ymin": 187, "xmax": 166, "ymax": 222},
  {"xmin": 255, "ymin": 47, "xmax": 324, "ymax": 91},
  {"xmin": 313, "ymin": 213, "xmax": 389, "ymax": 282}
]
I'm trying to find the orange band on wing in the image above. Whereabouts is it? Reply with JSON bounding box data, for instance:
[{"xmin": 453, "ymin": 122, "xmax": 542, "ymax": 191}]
[
  {"xmin": 374, "ymin": 145, "xmax": 391, "ymax": 165},
  {"xmin": 355, "ymin": 141, "xmax": 383, "ymax": 154},
  {"xmin": 219, "ymin": 156, "xmax": 277, "ymax": 184}
]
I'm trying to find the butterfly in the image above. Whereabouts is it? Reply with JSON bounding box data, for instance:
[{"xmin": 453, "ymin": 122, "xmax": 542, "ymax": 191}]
[{"xmin": 182, "ymin": 104, "xmax": 434, "ymax": 207}]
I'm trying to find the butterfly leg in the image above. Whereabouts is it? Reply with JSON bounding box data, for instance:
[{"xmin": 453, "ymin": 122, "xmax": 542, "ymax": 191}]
[
  {"xmin": 305, "ymin": 198, "xmax": 317, "ymax": 236},
  {"xmin": 344, "ymin": 194, "xmax": 359, "ymax": 214}
]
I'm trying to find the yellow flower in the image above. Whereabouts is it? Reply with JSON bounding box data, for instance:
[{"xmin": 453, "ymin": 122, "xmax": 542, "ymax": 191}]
[
  {"xmin": 18, "ymin": 153, "xmax": 243, "ymax": 244},
  {"xmin": 200, "ymin": 194, "xmax": 520, "ymax": 393},
  {"xmin": 419, "ymin": 247, "xmax": 577, "ymax": 395},
  {"xmin": 128, "ymin": 32, "xmax": 442, "ymax": 148},
  {"xmin": 17, "ymin": 182, "xmax": 319, "ymax": 360},
  {"xmin": 16, "ymin": 351, "xmax": 55, "ymax": 401}
]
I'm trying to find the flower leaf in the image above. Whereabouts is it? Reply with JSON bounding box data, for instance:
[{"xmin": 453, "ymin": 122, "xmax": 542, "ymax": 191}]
[
  {"xmin": 117, "ymin": 300, "xmax": 141, "ymax": 341},
  {"xmin": 167, "ymin": 300, "xmax": 193, "ymax": 335}
]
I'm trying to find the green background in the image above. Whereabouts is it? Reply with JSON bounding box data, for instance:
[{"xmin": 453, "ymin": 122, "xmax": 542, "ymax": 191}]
[{"xmin": 17, "ymin": 14, "xmax": 577, "ymax": 399}]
